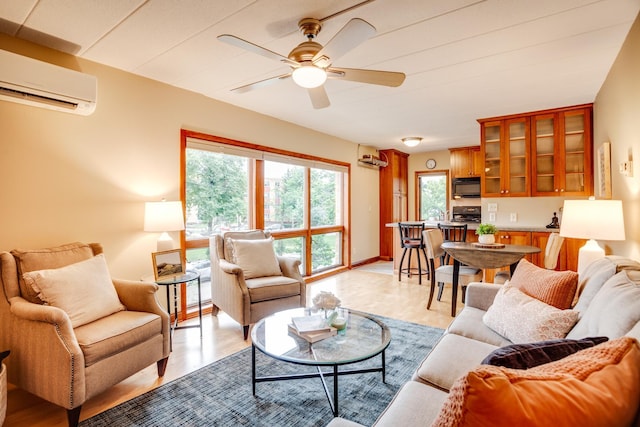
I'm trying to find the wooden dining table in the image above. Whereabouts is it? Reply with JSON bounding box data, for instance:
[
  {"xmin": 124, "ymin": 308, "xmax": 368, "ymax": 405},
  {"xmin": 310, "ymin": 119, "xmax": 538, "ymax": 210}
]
[{"xmin": 441, "ymin": 242, "xmax": 541, "ymax": 316}]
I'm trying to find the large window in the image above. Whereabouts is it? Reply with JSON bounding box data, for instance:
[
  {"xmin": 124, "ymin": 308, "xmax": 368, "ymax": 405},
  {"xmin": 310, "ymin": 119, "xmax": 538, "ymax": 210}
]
[
  {"xmin": 417, "ymin": 171, "xmax": 449, "ymax": 220},
  {"xmin": 180, "ymin": 130, "xmax": 349, "ymax": 316}
]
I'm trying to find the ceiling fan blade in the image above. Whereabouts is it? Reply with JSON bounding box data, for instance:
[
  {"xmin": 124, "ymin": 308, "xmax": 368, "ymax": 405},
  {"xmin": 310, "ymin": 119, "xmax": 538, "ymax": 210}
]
[
  {"xmin": 231, "ymin": 73, "xmax": 292, "ymax": 94},
  {"xmin": 328, "ymin": 67, "xmax": 406, "ymax": 87},
  {"xmin": 312, "ymin": 18, "xmax": 375, "ymax": 67},
  {"xmin": 218, "ymin": 34, "xmax": 299, "ymax": 67},
  {"xmin": 308, "ymin": 86, "xmax": 330, "ymax": 109}
]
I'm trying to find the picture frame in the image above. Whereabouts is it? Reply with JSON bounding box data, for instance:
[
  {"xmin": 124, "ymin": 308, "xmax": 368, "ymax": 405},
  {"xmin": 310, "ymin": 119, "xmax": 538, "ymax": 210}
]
[
  {"xmin": 597, "ymin": 142, "xmax": 612, "ymax": 199},
  {"xmin": 152, "ymin": 249, "xmax": 185, "ymax": 280}
]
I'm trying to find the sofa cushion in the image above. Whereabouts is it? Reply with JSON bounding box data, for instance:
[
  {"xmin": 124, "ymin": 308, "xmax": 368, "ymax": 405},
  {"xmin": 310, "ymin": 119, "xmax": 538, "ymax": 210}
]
[
  {"xmin": 246, "ymin": 276, "xmax": 300, "ymax": 302},
  {"xmin": 482, "ymin": 286, "xmax": 578, "ymax": 344},
  {"xmin": 446, "ymin": 307, "xmax": 512, "ymax": 347},
  {"xmin": 432, "ymin": 337, "xmax": 640, "ymax": 427},
  {"xmin": 227, "ymin": 238, "xmax": 282, "ymax": 279},
  {"xmin": 413, "ymin": 333, "xmax": 498, "ymax": 391},
  {"xmin": 572, "ymin": 256, "xmax": 640, "ymax": 310},
  {"xmin": 508, "ymin": 258, "xmax": 578, "ymax": 309},
  {"xmin": 74, "ymin": 310, "xmax": 161, "ymax": 367},
  {"xmin": 567, "ymin": 270, "xmax": 640, "ymax": 340},
  {"xmin": 375, "ymin": 381, "xmax": 449, "ymax": 427},
  {"xmin": 22, "ymin": 254, "xmax": 125, "ymax": 328},
  {"xmin": 11, "ymin": 242, "xmax": 95, "ymax": 304},
  {"xmin": 481, "ymin": 336, "xmax": 608, "ymax": 369}
]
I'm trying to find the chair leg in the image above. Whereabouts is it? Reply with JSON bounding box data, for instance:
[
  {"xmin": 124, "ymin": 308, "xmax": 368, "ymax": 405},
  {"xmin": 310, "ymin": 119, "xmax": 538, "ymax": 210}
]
[
  {"xmin": 398, "ymin": 248, "xmax": 408, "ymax": 281},
  {"xmin": 437, "ymin": 283, "xmax": 444, "ymax": 301},
  {"xmin": 416, "ymin": 248, "xmax": 423, "ymax": 285},
  {"xmin": 157, "ymin": 356, "xmax": 169, "ymax": 376},
  {"xmin": 421, "ymin": 248, "xmax": 430, "ymax": 280},
  {"xmin": 67, "ymin": 406, "xmax": 82, "ymax": 427},
  {"xmin": 461, "ymin": 285, "xmax": 467, "ymax": 304},
  {"xmin": 243, "ymin": 325, "xmax": 250, "ymax": 340},
  {"xmin": 426, "ymin": 260, "xmax": 436, "ymax": 309},
  {"xmin": 211, "ymin": 304, "xmax": 220, "ymax": 316}
]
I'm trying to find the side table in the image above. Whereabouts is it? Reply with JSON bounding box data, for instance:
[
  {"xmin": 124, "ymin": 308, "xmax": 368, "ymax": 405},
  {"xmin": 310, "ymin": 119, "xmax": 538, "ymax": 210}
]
[{"xmin": 155, "ymin": 271, "xmax": 203, "ymax": 351}]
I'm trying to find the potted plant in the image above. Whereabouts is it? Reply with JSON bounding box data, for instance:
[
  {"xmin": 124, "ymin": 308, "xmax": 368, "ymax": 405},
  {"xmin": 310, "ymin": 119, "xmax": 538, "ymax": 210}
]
[{"xmin": 475, "ymin": 223, "xmax": 498, "ymax": 244}]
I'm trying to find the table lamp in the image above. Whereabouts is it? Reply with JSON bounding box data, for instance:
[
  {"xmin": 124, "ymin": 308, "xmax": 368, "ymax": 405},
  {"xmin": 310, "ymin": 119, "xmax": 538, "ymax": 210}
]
[
  {"xmin": 559, "ymin": 198, "xmax": 625, "ymax": 276},
  {"xmin": 144, "ymin": 200, "xmax": 185, "ymax": 251}
]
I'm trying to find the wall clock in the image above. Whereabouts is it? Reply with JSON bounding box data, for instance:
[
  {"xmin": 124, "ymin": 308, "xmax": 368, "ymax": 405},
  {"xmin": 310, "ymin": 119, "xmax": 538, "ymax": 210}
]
[{"xmin": 426, "ymin": 159, "xmax": 436, "ymax": 169}]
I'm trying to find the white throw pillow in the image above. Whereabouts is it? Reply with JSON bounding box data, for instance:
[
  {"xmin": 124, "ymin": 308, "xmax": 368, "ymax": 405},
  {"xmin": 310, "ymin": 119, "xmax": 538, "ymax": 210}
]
[
  {"xmin": 483, "ymin": 286, "xmax": 579, "ymax": 344},
  {"xmin": 23, "ymin": 254, "xmax": 125, "ymax": 328},
  {"xmin": 228, "ymin": 238, "xmax": 282, "ymax": 279}
]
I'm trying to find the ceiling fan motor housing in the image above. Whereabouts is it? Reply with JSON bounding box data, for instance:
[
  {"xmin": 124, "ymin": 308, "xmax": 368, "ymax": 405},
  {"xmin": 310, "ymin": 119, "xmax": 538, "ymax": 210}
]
[{"xmin": 298, "ymin": 18, "xmax": 322, "ymax": 39}]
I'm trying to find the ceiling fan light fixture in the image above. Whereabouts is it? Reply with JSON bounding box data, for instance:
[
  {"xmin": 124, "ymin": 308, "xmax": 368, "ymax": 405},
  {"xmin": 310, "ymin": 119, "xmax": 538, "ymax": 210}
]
[
  {"xmin": 292, "ymin": 65, "xmax": 327, "ymax": 88},
  {"xmin": 402, "ymin": 137, "xmax": 422, "ymax": 147}
]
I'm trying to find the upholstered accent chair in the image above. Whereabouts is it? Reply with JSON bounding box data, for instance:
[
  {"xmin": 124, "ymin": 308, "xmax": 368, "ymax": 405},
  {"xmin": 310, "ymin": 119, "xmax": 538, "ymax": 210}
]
[
  {"xmin": 494, "ymin": 232, "xmax": 565, "ymax": 284},
  {"xmin": 0, "ymin": 242, "xmax": 170, "ymax": 427},
  {"xmin": 210, "ymin": 230, "xmax": 306, "ymax": 339}
]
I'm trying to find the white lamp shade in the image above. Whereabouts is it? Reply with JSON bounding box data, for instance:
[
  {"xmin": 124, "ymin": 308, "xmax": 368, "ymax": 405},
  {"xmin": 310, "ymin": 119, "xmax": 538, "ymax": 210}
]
[
  {"xmin": 144, "ymin": 201, "xmax": 185, "ymax": 232},
  {"xmin": 560, "ymin": 199, "xmax": 625, "ymax": 276},
  {"xmin": 291, "ymin": 65, "xmax": 327, "ymax": 88},
  {"xmin": 559, "ymin": 199, "xmax": 625, "ymax": 241}
]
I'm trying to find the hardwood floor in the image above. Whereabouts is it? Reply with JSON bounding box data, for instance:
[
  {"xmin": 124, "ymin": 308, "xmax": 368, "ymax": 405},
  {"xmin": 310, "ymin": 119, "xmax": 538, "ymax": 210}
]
[{"xmin": 4, "ymin": 263, "xmax": 463, "ymax": 427}]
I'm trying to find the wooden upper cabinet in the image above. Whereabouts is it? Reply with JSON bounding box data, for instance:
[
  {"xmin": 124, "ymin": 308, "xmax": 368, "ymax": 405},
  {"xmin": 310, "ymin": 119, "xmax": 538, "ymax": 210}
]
[
  {"xmin": 449, "ymin": 146, "xmax": 482, "ymax": 178},
  {"xmin": 531, "ymin": 106, "xmax": 593, "ymax": 196},
  {"xmin": 379, "ymin": 149, "xmax": 409, "ymax": 260},
  {"xmin": 480, "ymin": 104, "xmax": 593, "ymax": 198},
  {"xmin": 480, "ymin": 117, "xmax": 531, "ymax": 197}
]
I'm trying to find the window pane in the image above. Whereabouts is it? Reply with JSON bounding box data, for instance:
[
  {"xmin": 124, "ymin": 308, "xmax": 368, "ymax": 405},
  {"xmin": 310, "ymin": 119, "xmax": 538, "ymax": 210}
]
[
  {"xmin": 185, "ymin": 247, "xmax": 211, "ymax": 305},
  {"xmin": 185, "ymin": 149, "xmax": 249, "ymax": 238},
  {"xmin": 312, "ymin": 232, "xmax": 341, "ymax": 272},
  {"xmin": 311, "ymin": 168, "xmax": 340, "ymax": 227},
  {"xmin": 264, "ymin": 161, "xmax": 304, "ymax": 230},
  {"xmin": 419, "ymin": 173, "xmax": 447, "ymax": 220},
  {"xmin": 273, "ymin": 236, "xmax": 305, "ymax": 273}
]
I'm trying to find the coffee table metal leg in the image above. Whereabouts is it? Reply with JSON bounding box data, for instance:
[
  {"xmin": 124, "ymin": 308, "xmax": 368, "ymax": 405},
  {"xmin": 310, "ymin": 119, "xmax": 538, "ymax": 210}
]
[
  {"xmin": 382, "ymin": 350, "xmax": 386, "ymax": 383},
  {"xmin": 333, "ymin": 365, "xmax": 339, "ymax": 416},
  {"xmin": 252, "ymin": 344, "xmax": 256, "ymax": 396}
]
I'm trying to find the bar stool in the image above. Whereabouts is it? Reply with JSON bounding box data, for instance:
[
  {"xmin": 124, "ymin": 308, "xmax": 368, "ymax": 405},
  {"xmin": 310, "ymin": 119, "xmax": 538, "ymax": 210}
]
[{"xmin": 397, "ymin": 222, "xmax": 429, "ymax": 284}]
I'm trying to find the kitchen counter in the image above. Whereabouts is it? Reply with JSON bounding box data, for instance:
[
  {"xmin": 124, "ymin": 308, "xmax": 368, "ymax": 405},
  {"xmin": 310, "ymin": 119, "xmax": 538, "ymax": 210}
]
[{"xmin": 385, "ymin": 221, "xmax": 558, "ymax": 234}]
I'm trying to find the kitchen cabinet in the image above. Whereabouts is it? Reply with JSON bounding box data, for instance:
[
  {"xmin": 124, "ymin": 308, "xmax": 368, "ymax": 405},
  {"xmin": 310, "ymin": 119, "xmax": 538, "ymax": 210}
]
[
  {"xmin": 449, "ymin": 146, "xmax": 482, "ymax": 178},
  {"xmin": 531, "ymin": 106, "xmax": 593, "ymax": 196},
  {"xmin": 479, "ymin": 104, "xmax": 593, "ymax": 198},
  {"xmin": 379, "ymin": 149, "xmax": 409, "ymax": 260},
  {"xmin": 479, "ymin": 117, "xmax": 531, "ymax": 197}
]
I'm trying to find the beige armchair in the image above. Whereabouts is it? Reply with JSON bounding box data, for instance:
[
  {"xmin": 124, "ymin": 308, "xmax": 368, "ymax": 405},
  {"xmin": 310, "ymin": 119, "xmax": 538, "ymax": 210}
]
[
  {"xmin": 210, "ymin": 230, "xmax": 306, "ymax": 339},
  {"xmin": 0, "ymin": 242, "xmax": 170, "ymax": 427}
]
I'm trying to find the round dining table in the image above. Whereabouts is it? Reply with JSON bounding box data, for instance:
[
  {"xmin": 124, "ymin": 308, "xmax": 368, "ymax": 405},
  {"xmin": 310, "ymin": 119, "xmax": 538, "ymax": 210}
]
[{"xmin": 441, "ymin": 242, "xmax": 541, "ymax": 316}]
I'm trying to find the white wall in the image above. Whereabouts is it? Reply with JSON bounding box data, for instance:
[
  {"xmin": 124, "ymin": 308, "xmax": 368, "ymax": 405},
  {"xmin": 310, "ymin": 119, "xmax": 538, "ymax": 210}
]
[
  {"xmin": 594, "ymin": 13, "xmax": 640, "ymax": 260},
  {"xmin": 0, "ymin": 34, "xmax": 380, "ymax": 279}
]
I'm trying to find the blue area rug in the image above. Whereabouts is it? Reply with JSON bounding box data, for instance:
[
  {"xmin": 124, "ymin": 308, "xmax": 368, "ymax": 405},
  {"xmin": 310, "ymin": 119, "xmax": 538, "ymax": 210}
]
[{"xmin": 81, "ymin": 315, "xmax": 443, "ymax": 427}]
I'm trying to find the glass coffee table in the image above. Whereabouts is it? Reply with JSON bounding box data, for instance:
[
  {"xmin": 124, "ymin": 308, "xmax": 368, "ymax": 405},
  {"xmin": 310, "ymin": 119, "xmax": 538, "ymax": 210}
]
[{"xmin": 251, "ymin": 307, "xmax": 391, "ymax": 416}]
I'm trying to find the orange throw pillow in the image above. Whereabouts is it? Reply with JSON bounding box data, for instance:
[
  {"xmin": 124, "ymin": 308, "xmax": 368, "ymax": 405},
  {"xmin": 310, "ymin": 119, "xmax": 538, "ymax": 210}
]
[
  {"xmin": 508, "ymin": 258, "xmax": 578, "ymax": 309},
  {"xmin": 431, "ymin": 337, "xmax": 640, "ymax": 427}
]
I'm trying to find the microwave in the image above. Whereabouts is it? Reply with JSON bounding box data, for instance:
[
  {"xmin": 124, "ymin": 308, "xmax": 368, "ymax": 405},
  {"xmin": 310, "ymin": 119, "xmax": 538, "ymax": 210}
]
[{"xmin": 452, "ymin": 177, "xmax": 481, "ymax": 198}]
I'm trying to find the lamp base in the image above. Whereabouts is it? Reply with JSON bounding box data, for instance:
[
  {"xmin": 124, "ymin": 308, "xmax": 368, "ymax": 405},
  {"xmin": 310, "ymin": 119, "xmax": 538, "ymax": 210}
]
[
  {"xmin": 156, "ymin": 232, "xmax": 175, "ymax": 252},
  {"xmin": 577, "ymin": 239, "xmax": 605, "ymax": 276}
]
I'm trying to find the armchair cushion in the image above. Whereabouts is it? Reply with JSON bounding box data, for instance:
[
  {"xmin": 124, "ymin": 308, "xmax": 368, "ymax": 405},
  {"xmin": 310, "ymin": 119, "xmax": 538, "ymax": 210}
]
[
  {"xmin": 74, "ymin": 311, "xmax": 162, "ymax": 367},
  {"xmin": 226, "ymin": 238, "xmax": 282, "ymax": 279},
  {"xmin": 246, "ymin": 276, "xmax": 302, "ymax": 303},
  {"xmin": 22, "ymin": 254, "xmax": 125, "ymax": 328},
  {"xmin": 11, "ymin": 242, "xmax": 95, "ymax": 304}
]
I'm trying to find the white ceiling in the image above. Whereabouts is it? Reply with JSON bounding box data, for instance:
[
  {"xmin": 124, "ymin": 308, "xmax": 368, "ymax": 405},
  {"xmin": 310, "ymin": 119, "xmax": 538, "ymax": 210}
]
[{"xmin": 1, "ymin": 0, "xmax": 638, "ymax": 153}]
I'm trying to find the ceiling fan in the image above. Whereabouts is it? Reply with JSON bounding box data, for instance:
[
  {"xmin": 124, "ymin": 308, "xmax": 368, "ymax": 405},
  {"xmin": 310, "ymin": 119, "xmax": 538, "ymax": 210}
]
[{"xmin": 218, "ymin": 17, "xmax": 406, "ymax": 109}]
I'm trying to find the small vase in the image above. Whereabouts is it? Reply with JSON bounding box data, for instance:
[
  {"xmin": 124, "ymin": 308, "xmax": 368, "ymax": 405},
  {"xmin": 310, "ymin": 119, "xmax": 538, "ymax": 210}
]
[{"xmin": 478, "ymin": 234, "xmax": 495, "ymax": 244}]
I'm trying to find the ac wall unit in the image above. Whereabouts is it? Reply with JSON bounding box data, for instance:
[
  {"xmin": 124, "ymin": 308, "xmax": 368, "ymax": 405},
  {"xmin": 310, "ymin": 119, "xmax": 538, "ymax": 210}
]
[{"xmin": 0, "ymin": 49, "xmax": 97, "ymax": 115}]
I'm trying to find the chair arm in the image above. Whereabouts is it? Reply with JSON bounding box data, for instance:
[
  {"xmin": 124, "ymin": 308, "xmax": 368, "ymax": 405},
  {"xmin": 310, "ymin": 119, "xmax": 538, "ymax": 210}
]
[
  {"xmin": 464, "ymin": 282, "xmax": 501, "ymax": 311},
  {"xmin": 219, "ymin": 259, "xmax": 243, "ymax": 275},
  {"xmin": 112, "ymin": 278, "xmax": 164, "ymax": 315},
  {"xmin": 8, "ymin": 296, "xmax": 86, "ymax": 408},
  {"xmin": 278, "ymin": 256, "xmax": 302, "ymax": 279}
]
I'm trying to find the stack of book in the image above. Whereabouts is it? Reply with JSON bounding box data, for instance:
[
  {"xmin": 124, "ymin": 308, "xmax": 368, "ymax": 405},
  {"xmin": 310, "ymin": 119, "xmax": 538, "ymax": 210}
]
[{"xmin": 288, "ymin": 314, "xmax": 337, "ymax": 343}]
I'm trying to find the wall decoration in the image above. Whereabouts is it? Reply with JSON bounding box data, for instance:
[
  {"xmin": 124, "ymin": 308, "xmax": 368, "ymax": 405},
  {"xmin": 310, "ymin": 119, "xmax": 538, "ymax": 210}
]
[{"xmin": 597, "ymin": 142, "xmax": 612, "ymax": 199}]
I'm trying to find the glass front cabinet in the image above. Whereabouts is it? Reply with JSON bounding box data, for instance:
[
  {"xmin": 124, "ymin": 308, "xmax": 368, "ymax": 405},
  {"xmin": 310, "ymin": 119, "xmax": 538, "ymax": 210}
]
[{"xmin": 479, "ymin": 104, "xmax": 593, "ymax": 198}]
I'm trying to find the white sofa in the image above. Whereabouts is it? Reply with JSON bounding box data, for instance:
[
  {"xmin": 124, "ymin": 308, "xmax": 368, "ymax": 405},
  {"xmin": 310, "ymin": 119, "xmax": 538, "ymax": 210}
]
[{"xmin": 328, "ymin": 256, "xmax": 640, "ymax": 426}]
